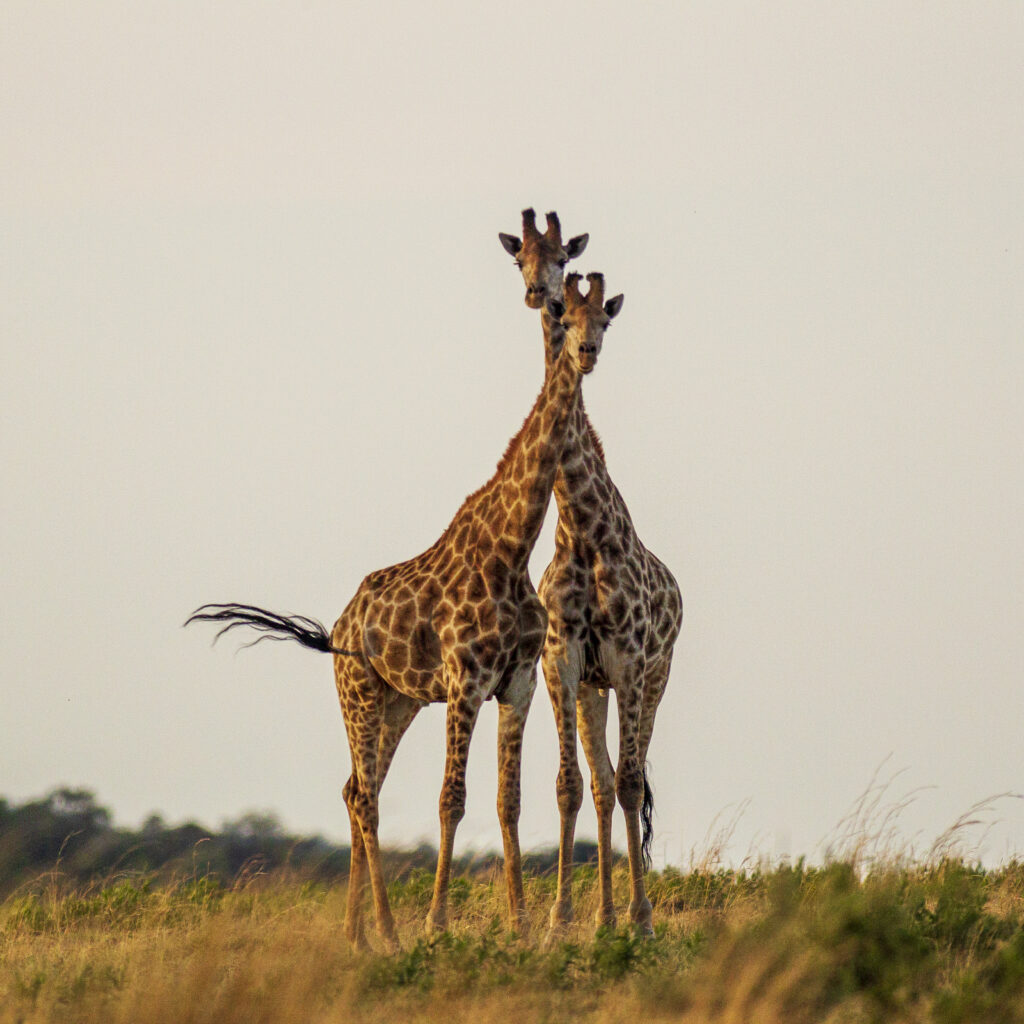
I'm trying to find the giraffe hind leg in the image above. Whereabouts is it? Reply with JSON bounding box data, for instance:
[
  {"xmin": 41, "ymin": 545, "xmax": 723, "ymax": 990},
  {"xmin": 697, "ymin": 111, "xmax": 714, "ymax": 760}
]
[
  {"xmin": 337, "ymin": 660, "xmax": 400, "ymax": 954},
  {"xmin": 637, "ymin": 654, "xmax": 673, "ymax": 875},
  {"xmin": 343, "ymin": 691, "xmax": 421, "ymax": 952},
  {"xmin": 343, "ymin": 773, "xmax": 370, "ymax": 952},
  {"xmin": 613, "ymin": 664, "xmax": 654, "ymax": 935},
  {"xmin": 638, "ymin": 654, "xmax": 673, "ymax": 764}
]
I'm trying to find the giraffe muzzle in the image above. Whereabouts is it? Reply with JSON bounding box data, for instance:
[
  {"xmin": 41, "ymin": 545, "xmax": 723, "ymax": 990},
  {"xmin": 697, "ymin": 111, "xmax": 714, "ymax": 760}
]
[
  {"xmin": 578, "ymin": 343, "xmax": 598, "ymax": 373},
  {"xmin": 525, "ymin": 284, "xmax": 547, "ymax": 309}
]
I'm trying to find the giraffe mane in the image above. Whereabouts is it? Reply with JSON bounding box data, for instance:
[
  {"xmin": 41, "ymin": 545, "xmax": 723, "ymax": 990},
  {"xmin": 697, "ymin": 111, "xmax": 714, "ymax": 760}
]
[
  {"xmin": 439, "ymin": 380, "xmax": 549, "ymax": 539},
  {"xmin": 584, "ymin": 417, "xmax": 607, "ymax": 464}
]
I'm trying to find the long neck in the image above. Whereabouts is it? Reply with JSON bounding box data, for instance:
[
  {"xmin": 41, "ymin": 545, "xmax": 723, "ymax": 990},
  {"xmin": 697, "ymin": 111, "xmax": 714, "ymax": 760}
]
[
  {"xmin": 448, "ymin": 343, "xmax": 580, "ymax": 570},
  {"xmin": 492, "ymin": 344, "xmax": 580, "ymax": 562},
  {"xmin": 540, "ymin": 307, "xmax": 566, "ymax": 375},
  {"xmin": 541, "ymin": 310, "xmax": 611, "ymax": 524}
]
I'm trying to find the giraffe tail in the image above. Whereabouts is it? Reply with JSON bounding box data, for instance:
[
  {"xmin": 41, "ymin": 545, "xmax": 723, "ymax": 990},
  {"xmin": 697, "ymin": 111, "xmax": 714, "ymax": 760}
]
[
  {"xmin": 641, "ymin": 763, "xmax": 654, "ymax": 873},
  {"xmin": 184, "ymin": 602, "xmax": 360, "ymax": 657}
]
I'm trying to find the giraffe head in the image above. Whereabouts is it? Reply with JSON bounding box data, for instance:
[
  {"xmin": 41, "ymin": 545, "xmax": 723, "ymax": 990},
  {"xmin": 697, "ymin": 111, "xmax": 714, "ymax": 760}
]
[
  {"xmin": 498, "ymin": 208, "xmax": 589, "ymax": 310},
  {"xmin": 547, "ymin": 272, "xmax": 624, "ymax": 375}
]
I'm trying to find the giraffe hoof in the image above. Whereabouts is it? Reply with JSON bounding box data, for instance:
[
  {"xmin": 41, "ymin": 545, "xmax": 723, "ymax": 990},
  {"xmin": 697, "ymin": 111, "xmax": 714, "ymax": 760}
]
[
  {"xmin": 543, "ymin": 907, "xmax": 573, "ymax": 949},
  {"xmin": 425, "ymin": 911, "xmax": 448, "ymax": 936},
  {"xmin": 628, "ymin": 897, "xmax": 653, "ymax": 935},
  {"xmin": 510, "ymin": 910, "xmax": 530, "ymax": 939},
  {"xmin": 547, "ymin": 903, "xmax": 574, "ymax": 930}
]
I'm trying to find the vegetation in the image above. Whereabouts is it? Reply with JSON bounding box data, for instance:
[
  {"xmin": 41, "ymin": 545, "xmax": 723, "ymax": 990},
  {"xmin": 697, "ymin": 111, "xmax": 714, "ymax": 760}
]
[
  {"xmin": 0, "ymin": 857, "xmax": 1022, "ymax": 1020},
  {"xmin": 0, "ymin": 789, "xmax": 595, "ymax": 898},
  {"xmin": 2, "ymin": 788, "xmax": 1023, "ymax": 1021}
]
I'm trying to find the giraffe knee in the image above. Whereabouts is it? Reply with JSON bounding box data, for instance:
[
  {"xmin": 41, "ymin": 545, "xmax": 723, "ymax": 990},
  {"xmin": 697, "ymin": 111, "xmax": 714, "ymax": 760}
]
[
  {"xmin": 345, "ymin": 783, "xmax": 379, "ymax": 832},
  {"xmin": 439, "ymin": 779, "xmax": 467, "ymax": 826},
  {"xmin": 498, "ymin": 783, "xmax": 521, "ymax": 826},
  {"xmin": 615, "ymin": 763, "xmax": 644, "ymax": 813},
  {"xmin": 557, "ymin": 765, "xmax": 584, "ymax": 817},
  {"xmin": 591, "ymin": 773, "xmax": 615, "ymax": 813}
]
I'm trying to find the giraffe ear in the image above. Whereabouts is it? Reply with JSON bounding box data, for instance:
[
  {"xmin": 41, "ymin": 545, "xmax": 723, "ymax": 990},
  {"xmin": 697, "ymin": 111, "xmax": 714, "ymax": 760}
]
[
  {"xmin": 604, "ymin": 294, "xmax": 624, "ymax": 319},
  {"xmin": 498, "ymin": 233, "xmax": 522, "ymax": 257},
  {"xmin": 565, "ymin": 233, "xmax": 589, "ymax": 259}
]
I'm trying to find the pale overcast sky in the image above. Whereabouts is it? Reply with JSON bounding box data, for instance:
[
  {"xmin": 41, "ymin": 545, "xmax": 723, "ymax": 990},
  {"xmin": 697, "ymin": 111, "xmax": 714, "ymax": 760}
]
[{"xmin": 2, "ymin": 2, "xmax": 1022, "ymax": 865}]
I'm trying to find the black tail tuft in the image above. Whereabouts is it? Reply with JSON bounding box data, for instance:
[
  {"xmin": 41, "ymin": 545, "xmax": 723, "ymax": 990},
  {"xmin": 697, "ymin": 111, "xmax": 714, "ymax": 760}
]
[
  {"xmin": 641, "ymin": 762, "xmax": 655, "ymax": 873},
  {"xmin": 184, "ymin": 602, "xmax": 358, "ymax": 656}
]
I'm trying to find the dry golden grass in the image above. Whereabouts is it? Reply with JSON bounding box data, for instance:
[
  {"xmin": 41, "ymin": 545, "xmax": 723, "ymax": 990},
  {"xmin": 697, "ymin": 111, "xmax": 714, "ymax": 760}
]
[
  {"xmin": 7, "ymin": 772, "xmax": 1022, "ymax": 1020},
  {"xmin": 2, "ymin": 857, "xmax": 1023, "ymax": 1024},
  {"xmin": 0, "ymin": 873, "xmax": 665, "ymax": 1024}
]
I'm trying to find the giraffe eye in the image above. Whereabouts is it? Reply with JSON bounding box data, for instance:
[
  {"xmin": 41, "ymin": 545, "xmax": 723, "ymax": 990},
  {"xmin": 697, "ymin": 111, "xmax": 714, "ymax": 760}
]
[
  {"xmin": 514, "ymin": 260, "xmax": 522, "ymax": 269},
  {"xmin": 558, "ymin": 258, "xmax": 568, "ymax": 268}
]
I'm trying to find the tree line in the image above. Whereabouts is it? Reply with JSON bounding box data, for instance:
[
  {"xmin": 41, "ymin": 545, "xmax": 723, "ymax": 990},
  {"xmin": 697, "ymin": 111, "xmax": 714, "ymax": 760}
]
[{"xmin": 0, "ymin": 788, "xmax": 598, "ymax": 895}]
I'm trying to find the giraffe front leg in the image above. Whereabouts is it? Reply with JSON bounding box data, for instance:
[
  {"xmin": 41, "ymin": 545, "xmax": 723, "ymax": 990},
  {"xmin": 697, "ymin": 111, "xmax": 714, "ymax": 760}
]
[
  {"xmin": 615, "ymin": 672, "xmax": 653, "ymax": 935},
  {"xmin": 426, "ymin": 687, "xmax": 482, "ymax": 935},
  {"xmin": 577, "ymin": 685, "xmax": 617, "ymax": 929},
  {"xmin": 496, "ymin": 667, "xmax": 536, "ymax": 934},
  {"xmin": 542, "ymin": 647, "xmax": 583, "ymax": 941}
]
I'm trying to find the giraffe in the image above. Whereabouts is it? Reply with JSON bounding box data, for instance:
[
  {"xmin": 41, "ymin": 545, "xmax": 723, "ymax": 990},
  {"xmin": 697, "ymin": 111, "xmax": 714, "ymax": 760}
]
[
  {"xmin": 498, "ymin": 207, "xmax": 589, "ymax": 312},
  {"xmin": 500, "ymin": 210, "xmax": 683, "ymax": 938},
  {"xmin": 185, "ymin": 278, "xmax": 618, "ymax": 952}
]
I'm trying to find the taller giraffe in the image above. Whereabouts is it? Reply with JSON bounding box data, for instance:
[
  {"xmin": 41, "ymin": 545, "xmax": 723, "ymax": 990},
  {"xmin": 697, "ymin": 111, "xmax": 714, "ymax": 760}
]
[
  {"xmin": 501, "ymin": 210, "xmax": 683, "ymax": 938},
  {"xmin": 186, "ymin": 276, "xmax": 611, "ymax": 952}
]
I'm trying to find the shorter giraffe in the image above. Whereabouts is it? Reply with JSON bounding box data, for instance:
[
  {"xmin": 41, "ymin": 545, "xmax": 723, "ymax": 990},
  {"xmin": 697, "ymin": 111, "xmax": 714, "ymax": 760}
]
[
  {"xmin": 502, "ymin": 213, "xmax": 683, "ymax": 938},
  {"xmin": 542, "ymin": 275, "xmax": 682, "ymax": 938},
  {"xmin": 186, "ymin": 283, "xmax": 615, "ymax": 952}
]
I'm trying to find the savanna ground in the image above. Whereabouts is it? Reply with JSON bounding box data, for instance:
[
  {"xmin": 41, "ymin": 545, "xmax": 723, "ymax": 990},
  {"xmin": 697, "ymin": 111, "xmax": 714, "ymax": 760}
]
[{"xmin": 3, "ymin": 856, "xmax": 1024, "ymax": 1024}]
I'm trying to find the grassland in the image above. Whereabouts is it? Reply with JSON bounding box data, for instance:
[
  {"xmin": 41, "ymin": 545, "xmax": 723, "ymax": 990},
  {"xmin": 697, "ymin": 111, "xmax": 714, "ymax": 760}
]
[{"xmin": 2, "ymin": 856, "xmax": 1023, "ymax": 1023}]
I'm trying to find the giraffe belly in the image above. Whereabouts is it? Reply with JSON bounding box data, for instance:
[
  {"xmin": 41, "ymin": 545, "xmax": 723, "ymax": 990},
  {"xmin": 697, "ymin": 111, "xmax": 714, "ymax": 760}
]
[
  {"xmin": 365, "ymin": 621, "xmax": 447, "ymax": 704},
  {"xmin": 594, "ymin": 638, "xmax": 630, "ymax": 691},
  {"xmin": 546, "ymin": 640, "xmax": 587, "ymax": 694},
  {"xmin": 491, "ymin": 661, "xmax": 535, "ymax": 706},
  {"xmin": 369, "ymin": 655, "xmax": 448, "ymax": 704}
]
